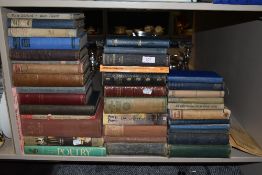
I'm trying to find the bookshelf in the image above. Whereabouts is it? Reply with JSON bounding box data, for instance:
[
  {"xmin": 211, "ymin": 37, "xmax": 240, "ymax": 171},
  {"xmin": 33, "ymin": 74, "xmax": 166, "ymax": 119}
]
[{"xmin": 0, "ymin": 1, "xmax": 262, "ymax": 174}]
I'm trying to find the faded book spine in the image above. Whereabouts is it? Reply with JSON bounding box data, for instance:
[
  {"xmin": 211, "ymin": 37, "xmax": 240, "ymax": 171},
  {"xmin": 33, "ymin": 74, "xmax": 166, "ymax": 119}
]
[
  {"xmin": 104, "ymin": 97, "xmax": 167, "ymax": 113},
  {"xmin": 168, "ymin": 103, "xmax": 224, "ymax": 110},
  {"xmin": 169, "ymin": 119, "xmax": 230, "ymax": 125},
  {"xmin": 13, "ymin": 73, "xmax": 85, "ymax": 87},
  {"xmin": 24, "ymin": 146, "xmax": 106, "ymax": 156},
  {"xmin": 103, "ymin": 73, "xmax": 166, "ymax": 86},
  {"xmin": 104, "ymin": 136, "xmax": 166, "ymax": 143},
  {"xmin": 168, "ymin": 124, "xmax": 230, "ymax": 133},
  {"xmin": 103, "ymin": 113, "xmax": 167, "ymax": 125},
  {"xmin": 106, "ymin": 143, "xmax": 167, "ymax": 156},
  {"xmin": 7, "ymin": 13, "xmax": 84, "ymax": 20},
  {"xmin": 104, "ymin": 46, "xmax": 168, "ymax": 54},
  {"xmin": 104, "ymin": 86, "xmax": 167, "ymax": 97},
  {"xmin": 168, "ymin": 90, "xmax": 225, "ymax": 97},
  {"xmin": 100, "ymin": 65, "xmax": 169, "ymax": 73},
  {"xmin": 169, "ymin": 109, "xmax": 231, "ymax": 120},
  {"xmin": 168, "ymin": 97, "xmax": 224, "ymax": 104},
  {"xmin": 103, "ymin": 53, "xmax": 169, "ymax": 66},
  {"xmin": 168, "ymin": 82, "xmax": 224, "ymax": 90},
  {"xmin": 103, "ymin": 125, "xmax": 167, "ymax": 137}
]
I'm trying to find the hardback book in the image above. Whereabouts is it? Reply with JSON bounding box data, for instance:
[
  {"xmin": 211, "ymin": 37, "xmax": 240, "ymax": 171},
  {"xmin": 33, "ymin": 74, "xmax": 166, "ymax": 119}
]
[
  {"xmin": 8, "ymin": 19, "xmax": 85, "ymax": 28},
  {"xmin": 102, "ymin": 53, "xmax": 169, "ymax": 66},
  {"xmin": 168, "ymin": 119, "xmax": 230, "ymax": 125},
  {"xmin": 24, "ymin": 136, "xmax": 104, "ymax": 147},
  {"xmin": 168, "ymin": 90, "xmax": 225, "ymax": 98},
  {"xmin": 168, "ymin": 82, "xmax": 224, "ymax": 90},
  {"xmin": 104, "ymin": 86, "xmax": 167, "ymax": 97},
  {"xmin": 213, "ymin": 0, "xmax": 262, "ymax": 5},
  {"xmin": 24, "ymin": 146, "xmax": 106, "ymax": 156},
  {"xmin": 105, "ymin": 36, "xmax": 170, "ymax": 48},
  {"xmin": 168, "ymin": 144, "xmax": 231, "ymax": 158},
  {"xmin": 104, "ymin": 97, "xmax": 167, "ymax": 114},
  {"xmin": 168, "ymin": 103, "xmax": 224, "ymax": 110},
  {"xmin": 7, "ymin": 13, "xmax": 85, "ymax": 20},
  {"xmin": 100, "ymin": 65, "xmax": 169, "ymax": 73},
  {"xmin": 168, "ymin": 124, "xmax": 230, "ymax": 134},
  {"xmin": 168, "ymin": 70, "xmax": 223, "ymax": 83},
  {"xmin": 104, "ymin": 136, "xmax": 166, "ymax": 143},
  {"xmin": 168, "ymin": 97, "xmax": 224, "ymax": 104},
  {"xmin": 103, "ymin": 113, "xmax": 167, "ymax": 125},
  {"xmin": 104, "ymin": 46, "xmax": 168, "ymax": 55},
  {"xmin": 8, "ymin": 33, "xmax": 87, "ymax": 50},
  {"xmin": 103, "ymin": 125, "xmax": 167, "ymax": 137},
  {"xmin": 106, "ymin": 143, "xmax": 167, "ymax": 156},
  {"xmin": 103, "ymin": 72, "xmax": 167, "ymax": 86}
]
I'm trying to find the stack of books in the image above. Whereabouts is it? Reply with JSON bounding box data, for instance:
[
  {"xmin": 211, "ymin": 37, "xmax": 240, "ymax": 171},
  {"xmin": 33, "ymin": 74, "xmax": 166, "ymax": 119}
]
[
  {"xmin": 167, "ymin": 70, "xmax": 231, "ymax": 158},
  {"xmin": 8, "ymin": 12, "xmax": 106, "ymax": 156},
  {"xmin": 100, "ymin": 36, "xmax": 169, "ymax": 156}
]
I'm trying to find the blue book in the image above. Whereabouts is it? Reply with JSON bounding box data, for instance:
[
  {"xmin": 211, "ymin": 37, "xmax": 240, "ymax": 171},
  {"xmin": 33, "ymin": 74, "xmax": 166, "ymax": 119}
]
[
  {"xmin": 168, "ymin": 119, "xmax": 230, "ymax": 125},
  {"xmin": 8, "ymin": 33, "xmax": 87, "ymax": 50},
  {"xmin": 168, "ymin": 82, "xmax": 224, "ymax": 90},
  {"xmin": 8, "ymin": 19, "xmax": 85, "ymax": 29},
  {"xmin": 168, "ymin": 124, "xmax": 230, "ymax": 133},
  {"xmin": 104, "ymin": 46, "xmax": 168, "ymax": 55},
  {"xmin": 213, "ymin": 0, "xmax": 262, "ymax": 5},
  {"xmin": 168, "ymin": 70, "xmax": 223, "ymax": 83},
  {"xmin": 106, "ymin": 36, "xmax": 170, "ymax": 48}
]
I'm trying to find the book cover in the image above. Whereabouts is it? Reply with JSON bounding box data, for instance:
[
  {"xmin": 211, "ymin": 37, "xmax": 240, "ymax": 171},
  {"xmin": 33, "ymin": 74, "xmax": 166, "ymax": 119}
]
[
  {"xmin": 100, "ymin": 65, "xmax": 169, "ymax": 73},
  {"xmin": 104, "ymin": 46, "xmax": 168, "ymax": 55},
  {"xmin": 168, "ymin": 82, "xmax": 224, "ymax": 90},
  {"xmin": 7, "ymin": 13, "xmax": 85, "ymax": 19},
  {"xmin": 168, "ymin": 97, "xmax": 224, "ymax": 104},
  {"xmin": 168, "ymin": 90, "xmax": 225, "ymax": 98},
  {"xmin": 169, "ymin": 119, "xmax": 230, "ymax": 125},
  {"xmin": 168, "ymin": 124, "xmax": 230, "ymax": 133},
  {"xmin": 168, "ymin": 103, "xmax": 224, "ymax": 110},
  {"xmin": 104, "ymin": 136, "xmax": 166, "ymax": 143},
  {"xmin": 213, "ymin": 0, "xmax": 262, "ymax": 5}
]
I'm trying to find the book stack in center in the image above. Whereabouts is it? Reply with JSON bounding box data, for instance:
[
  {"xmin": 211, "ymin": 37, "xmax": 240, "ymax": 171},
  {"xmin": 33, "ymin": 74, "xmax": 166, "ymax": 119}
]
[
  {"xmin": 8, "ymin": 12, "xmax": 106, "ymax": 156},
  {"xmin": 100, "ymin": 36, "xmax": 169, "ymax": 156},
  {"xmin": 167, "ymin": 70, "xmax": 231, "ymax": 158}
]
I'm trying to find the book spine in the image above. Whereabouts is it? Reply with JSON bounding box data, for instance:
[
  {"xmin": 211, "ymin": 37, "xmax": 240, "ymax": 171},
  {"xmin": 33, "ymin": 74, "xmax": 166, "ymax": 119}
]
[
  {"xmin": 18, "ymin": 93, "xmax": 86, "ymax": 105},
  {"xmin": 106, "ymin": 143, "xmax": 167, "ymax": 156},
  {"xmin": 169, "ymin": 109, "xmax": 231, "ymax": 120},
  {"xmin": 103, "ymin": 53, "xmax": 169, "ymax": 66},
  {"xmin": 7, "ymin": 13, "xmax": 84, "ymax": 19},
  {"xmin": 168, "ymin": 124, "xmax": 230, "ymax": 133},
  {"xmin": 104, "ymin": 46, "xmax": 167, "ymax": 54},
  {"xmin": 168, "ymin": 133, "xmax": 229, "ymax": 145},
  {"xmin": 16, "ymin": 86, "xmax": 88, "ymax": 94},
  {"xmin": 168, "ymin": 90, "xmax": 225, "ymax": 97},
  {"xmin": 167, "ymin": 76, "xmax": 223, "ymax": 83},
  {"xmin": 168, "ymin": 82, "xmax": 224, "ymax": 90},
  {"xmin": 24, "ymin": 146, "xmax": 106, "ymax": 156},
  {"xmin": 20, "ymin": 114, "xmax": 96, "ymax": 120},
  {"xmin": 13, "ymin": 73, "xmax": 85, "ymax": 87},
  {"xmin": 168, "ymin": 103, "xmax": 224, "ymax": 110},
  {"xmin": 104, "ymin": 136, "xmax": 166, "ymax": 143},
  {"xmin": 103, "ymin": 73, "xmax": 167, "ymax": 86},
  {"xmin": 104, "ymin": 86, "xmax": 167, "ymax": 97},
  {"xmin": 103, "ymin": 125, "xmax": 167, "ymax": 137},
  {"xmin": 106, "ymin": 38, "xmax": 170, "ymax": 48},
  {"xmin": 168, "ymin": 97, "xmax": 224, "ymax": 104},
  {"xmin": 104, "ymin": 97, "xmax": 167, "ymax": 113},
  {"xmin": 100, "ymin": 65, "xmax": 169, "ymax": 73},
  {"xmin": 168, "ymin": 144, "xmax": 231, "ymax": 158},
  {"xmin": 168, "ymin": 119, "xmax": 230, "ymax": 125},
  {"xmin": 103, "ymin": 113, "xmax": 167, "ymax": 125},
  {"xmin": 8, "ymin": 37, "xmax": 82, "ymax": 50}
]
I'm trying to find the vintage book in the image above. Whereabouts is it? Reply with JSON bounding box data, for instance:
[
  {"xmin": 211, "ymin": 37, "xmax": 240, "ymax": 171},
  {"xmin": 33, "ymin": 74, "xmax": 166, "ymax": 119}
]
[
  {"xmin": 103, "ymin": 53, "xmax": 169, "ymax": 66},
  {"xmin": 168, "ymin": 82, "xmax": 224, "ymax": 90},
  {"xmin": 105, "ymin": 36, "xmax": 170, "ymax": 48},
  {"xmin": 8, "ymin": 19, "xmax": 85, "ymax": 28},
  {"xmin": 168, "ymin": 97, "xmax": 224, "ymax": 104},
  {"xmin": 104, "ymin": 136, "xmax": 166, "ymax": 143},
  {"xmin": 168, "ymin": 90, "xmax": 225, "ymax": 98},
  {"xmin": 168, "ymin": 144, "xmax": 231, "ymax": 158},
  {"xmin": 103, "ymin": 125, "xmax": 167, "ymax": 137},
  {"xmin": 103, "ymin": 113, "xmax": 167, "ymax": 125},
  {"xmin": 24, "ymin": 146, "xmax": 106, "ymax": 156},
  {"xmin": 104, "ymin": 86, "xmax": 167, "ymax": 97},
  {"xmin": 168, "ymin": 124, "xmax": 230, "ymax": 134},
  {"xmin": 10, "ymin": 47, "xmax": 88, "ymax": 61},
  {"xmin": 100, "ymin": 65, "xmax": 169, "ymax": 73},
  {"xmin": 104, "ymin": 46, "xmax": 168, "ymax": 54},
  {"xmin": 104, "ymin": 97, "xmax": 167, "ymax": 114},
  {"xmin": 168, "ymin": 103, "xmax": 224, "ymax": 110},
  {"xmin": 168, "ymin": 70, "xmax": 223, "ymax": 83},
  {"xmin": 19, "ymin": 91, "xmax": 100, "ymax": 115},
  {"xmin": 24, "ymin": 136, "xmax": 104, "ymax": 147},
  {"xmin": 169, "ymin": 109, "xmax": 231, "ymax": 120},
  {"xmin": 168, "ymin": 132, "xmax": 229, "ymax": 145},
  {"xmin": 106, "ymin": 143, "xmax": 167, "ymax": 156},
  {"xmin": 7, "ymin": 13, "xmax": 85, "ymax": 20},
  {"xmin": 103, "ymin": 72, "xmax": 166, "ymax": 86},
  {"xmin": 213, "ymin": 0, "xmax": 262, "ymax": 5},
  {"xmin": 169, "ymin": 119, "xmax": 230, "ymax": 125},
  {"xmin": 8, "ymin": 33, "xmax": 87, "ymax": 50}
]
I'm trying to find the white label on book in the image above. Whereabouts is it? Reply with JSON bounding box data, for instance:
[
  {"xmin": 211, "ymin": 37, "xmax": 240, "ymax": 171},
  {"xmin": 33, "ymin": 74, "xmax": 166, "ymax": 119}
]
[
  {"xmin": 142, "ymin": 56, "xmax": 155, "ymax": 63},
  {"xmin": 73, "ymin": 139, "xmax": 82, "ymax": 146},
  {"xmin": 143, "ymin": 88, "xmax": 152, "ymax": 95}
]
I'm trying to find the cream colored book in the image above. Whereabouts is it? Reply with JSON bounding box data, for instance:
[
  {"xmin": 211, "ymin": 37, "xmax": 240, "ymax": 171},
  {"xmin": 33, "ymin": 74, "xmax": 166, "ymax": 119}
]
[{"xmin": 7, "ymin": 12, "xmax": 84, "ymax": 19}]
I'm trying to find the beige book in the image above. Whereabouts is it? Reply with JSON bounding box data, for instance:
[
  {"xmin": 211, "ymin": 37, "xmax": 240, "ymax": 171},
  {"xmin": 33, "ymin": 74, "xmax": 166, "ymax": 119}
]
[
  {"xmin": 168, "ymin": 103, "xmax": 224, "ymax": 110},
  {"xmin": 7, "ymin": 13, "xmax": 84, "ymax": 19},
  {"xmin": 168, "ymin": 97, "xmax": 224, "ymax": 104},
  {"xmin": 168, "ymin": 90, "xmax": 225, "ymax": 98}
]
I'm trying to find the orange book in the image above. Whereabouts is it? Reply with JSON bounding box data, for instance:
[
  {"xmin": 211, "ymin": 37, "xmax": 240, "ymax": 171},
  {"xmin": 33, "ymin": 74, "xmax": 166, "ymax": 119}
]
[{"xmin": 100, "ymin": 65, "xmax": 169, "ymax": 73}]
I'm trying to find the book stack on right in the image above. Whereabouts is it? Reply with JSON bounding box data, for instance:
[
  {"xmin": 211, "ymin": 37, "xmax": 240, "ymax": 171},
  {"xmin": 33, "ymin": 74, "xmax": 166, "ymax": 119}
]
[{"xmin": 167, "ymin": 70, "xmax": 231, "ymax": 158}]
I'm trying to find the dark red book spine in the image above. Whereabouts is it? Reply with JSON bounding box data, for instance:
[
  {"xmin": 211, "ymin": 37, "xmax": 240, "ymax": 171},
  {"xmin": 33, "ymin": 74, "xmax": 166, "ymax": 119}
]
[
  {"xmin": 18, "ymin": 93, "xmax": 86, "ymax": 105},
  {"xmin": 104, "ymin": 86, "xmax": 167, "ymax": 97}
]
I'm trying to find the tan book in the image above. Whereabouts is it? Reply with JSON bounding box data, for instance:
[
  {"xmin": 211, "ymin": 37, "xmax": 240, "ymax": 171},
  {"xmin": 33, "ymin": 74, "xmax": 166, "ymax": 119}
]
[
  {"xmin": 168, "ymin": 97, "xmax": 224, "ymax": 104},
  {"xmin": 168, "ymin": 103, "xmax": 224, "ymax": 110},
  {"xmin": 168, "ymin": 90, "xmax": 225, "ymax": 97},
  {"xmin": 100, "ymin": 65, "xmax": 169, "ymax": 73}
]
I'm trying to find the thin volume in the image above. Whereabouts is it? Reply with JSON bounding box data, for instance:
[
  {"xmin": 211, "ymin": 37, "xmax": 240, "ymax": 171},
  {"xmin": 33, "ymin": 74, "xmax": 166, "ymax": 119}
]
[{"xmin": 168, "ymin": 90, "xmax": 225, "ymax": 98}]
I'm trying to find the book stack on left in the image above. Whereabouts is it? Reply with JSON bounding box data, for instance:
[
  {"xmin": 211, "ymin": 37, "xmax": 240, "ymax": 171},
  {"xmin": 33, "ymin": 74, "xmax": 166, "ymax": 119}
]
[{"xmin": 7, "ymin": 12, "xmax": 106, "ymax": 156}]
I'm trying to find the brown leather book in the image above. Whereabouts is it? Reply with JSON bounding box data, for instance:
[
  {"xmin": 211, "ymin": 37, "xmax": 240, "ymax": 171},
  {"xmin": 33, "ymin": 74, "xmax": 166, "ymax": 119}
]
[
  {"xmin": 104, "ymin": 86, "xmax": 167, "ymax": 97},
  {"xmin": 103, "ymin": 125, "xmax": 167, "ymax": 137},
  {"xmin": 104, "ymin": 136, "xmax": 166, "ymax": 143}
]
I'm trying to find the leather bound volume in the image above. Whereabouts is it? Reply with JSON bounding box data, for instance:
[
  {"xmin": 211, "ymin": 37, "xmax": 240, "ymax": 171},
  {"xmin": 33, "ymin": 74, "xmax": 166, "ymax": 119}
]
[
  {"xmin": 104, "ymin": 136, "xmax": 166, "ymax": 143},
  {"xmin": 104, "ymin": 86, "xmax": 167, "ymax": 97}
]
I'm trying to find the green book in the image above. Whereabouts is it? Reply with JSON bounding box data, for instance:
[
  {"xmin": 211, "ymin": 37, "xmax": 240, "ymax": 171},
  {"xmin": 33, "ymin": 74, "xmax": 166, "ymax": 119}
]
[
  {"xmin": 24, "ymin": 145, "xmax": 106, "ymax": 156},
  {"xmin": 168, "ymin": 144, "xmax": 231, "ymax": 158}
]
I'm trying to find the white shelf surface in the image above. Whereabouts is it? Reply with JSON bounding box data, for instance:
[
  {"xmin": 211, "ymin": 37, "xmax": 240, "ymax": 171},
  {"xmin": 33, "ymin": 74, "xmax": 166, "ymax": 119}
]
[{"xmin": 1, "ymin": 1, "xmax": 262, "ymax": 11}]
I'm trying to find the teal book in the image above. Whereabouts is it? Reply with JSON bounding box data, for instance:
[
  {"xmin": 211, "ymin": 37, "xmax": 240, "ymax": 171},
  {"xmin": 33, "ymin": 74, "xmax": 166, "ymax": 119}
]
[{"xmin": 24, "ymin": 145, "xmax": 106, "ymax": 156}]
